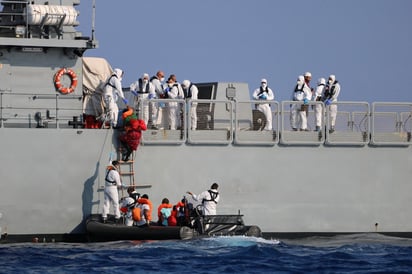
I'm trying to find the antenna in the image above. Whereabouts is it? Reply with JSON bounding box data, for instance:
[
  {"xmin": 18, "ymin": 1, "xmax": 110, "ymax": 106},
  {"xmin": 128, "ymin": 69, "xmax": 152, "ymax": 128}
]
[{"xmin": 91, "ymin": 0, "xmax": 96, "ymax": 41}]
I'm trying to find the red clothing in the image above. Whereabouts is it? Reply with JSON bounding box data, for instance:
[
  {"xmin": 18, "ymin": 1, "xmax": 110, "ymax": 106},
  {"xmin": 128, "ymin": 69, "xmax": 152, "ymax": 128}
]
[
  {"xmin": 120, "ymin": 119, "xmax": 147, "ymax": 151},
  {"xmin": 120, "ymin": 129, "xmax": 142, "ymax": 150},
  {"xmin": 129, "ymin": 119, "xmax": 147, "ymax": 131}
]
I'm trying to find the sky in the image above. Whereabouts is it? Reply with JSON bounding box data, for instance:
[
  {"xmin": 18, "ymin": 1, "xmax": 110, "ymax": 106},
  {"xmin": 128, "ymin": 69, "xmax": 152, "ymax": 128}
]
[{"xmin": 77, "ymin": 0, "xmax": 412, "ymax": 103}]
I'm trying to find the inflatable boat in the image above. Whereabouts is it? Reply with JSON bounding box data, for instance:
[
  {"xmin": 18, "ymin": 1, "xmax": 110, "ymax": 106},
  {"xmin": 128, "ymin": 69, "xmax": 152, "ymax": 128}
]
[{"xmin": 86, "ymin": 214, "xmax": 262, "ymax": 242}]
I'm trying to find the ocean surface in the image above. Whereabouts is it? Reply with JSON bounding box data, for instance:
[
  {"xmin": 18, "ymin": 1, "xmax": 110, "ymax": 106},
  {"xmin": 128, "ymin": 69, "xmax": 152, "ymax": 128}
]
[{"xmin": 1, "ymin": 234, "xmax": 412, "ymax": 273}]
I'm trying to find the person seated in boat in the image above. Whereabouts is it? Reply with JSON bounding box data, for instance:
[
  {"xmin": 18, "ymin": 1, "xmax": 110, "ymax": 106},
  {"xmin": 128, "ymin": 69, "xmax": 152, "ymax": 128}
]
[
  {"xmin": 187, "ymin": 182, "xmax": 220, "ymax": 216},
  {"xmin": 174, "ymin": 197, "xmax": 192, "ymax": 226},
  {"xmin": 119, "ymin": 115, "xmax": 147, "ymax": 162},
  {"xmin": 120, "ymin": 186, "xmax": 139, "ymax": 226},
  {"xmin": 101, "ymin": 160, "xmax": 122, "ymax": 223},
  {"xmin": 135, "ymin": 194, "xmax": 153, "ymax": 227},
  {"xmin": 157, "ymin": 198, "xmax": 173, "ymax": 226},
  {"xmin": 127, "ymin": 186, "xmax": 140, "ymax": 202},
  {"xmin": 168, "ymin": 206, "xmax": 178, "ymax": 227}
]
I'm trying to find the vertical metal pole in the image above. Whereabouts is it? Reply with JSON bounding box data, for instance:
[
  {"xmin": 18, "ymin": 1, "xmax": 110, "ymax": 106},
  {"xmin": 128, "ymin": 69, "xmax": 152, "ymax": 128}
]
[
  {"xmin": 56, "ymin": 94, "xmax": 59, "ymax": 129},
  {"xmin": 0, "ymin": 93, "xmax": 3, "ymax": 128},
  {"xmin": 91, "ymin": 0, "xmax": 96, "ymax": 41}
]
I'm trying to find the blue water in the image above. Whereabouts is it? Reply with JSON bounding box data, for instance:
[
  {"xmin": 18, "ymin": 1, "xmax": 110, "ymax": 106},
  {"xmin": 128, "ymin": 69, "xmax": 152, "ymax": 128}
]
[{"xmin": 1, "ymin": 234, "xmax": 412, "ymax": 273}]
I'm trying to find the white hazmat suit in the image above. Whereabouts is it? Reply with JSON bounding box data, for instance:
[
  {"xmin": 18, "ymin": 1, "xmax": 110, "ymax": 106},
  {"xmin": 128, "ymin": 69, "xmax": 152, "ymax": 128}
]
[
  {"xmin": 103, "ymin": 68, "xmax": 126, "ymax": 127},
  {"xmin": 252, "ymin": 79, "xmax": 275, "ymax": 131}
]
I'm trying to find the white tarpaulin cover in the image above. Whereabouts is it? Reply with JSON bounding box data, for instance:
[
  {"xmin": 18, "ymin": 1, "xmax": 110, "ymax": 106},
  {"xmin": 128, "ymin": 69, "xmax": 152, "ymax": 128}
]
[{"xmin": 82, "ymin": 57, "xmax": 113, "ymax": 116}]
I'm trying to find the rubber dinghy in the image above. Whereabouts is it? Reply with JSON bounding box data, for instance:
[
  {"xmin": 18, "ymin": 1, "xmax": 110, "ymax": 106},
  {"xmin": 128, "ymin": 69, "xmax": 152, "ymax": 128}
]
[{"xmin": 86, "ymin": 214, "xmax": 262, "ymax": 241}]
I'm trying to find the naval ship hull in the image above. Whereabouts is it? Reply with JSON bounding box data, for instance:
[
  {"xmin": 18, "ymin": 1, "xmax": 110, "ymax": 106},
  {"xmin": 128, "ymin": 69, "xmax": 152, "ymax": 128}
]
[{"xmin": 0, "ymin": 127, "xmax": 411, "ymax": 241}]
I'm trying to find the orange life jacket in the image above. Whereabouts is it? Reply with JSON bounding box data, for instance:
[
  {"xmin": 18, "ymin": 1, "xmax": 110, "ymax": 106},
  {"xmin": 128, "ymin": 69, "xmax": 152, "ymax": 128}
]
[
  {"xmin": 122, "ymin": 106, "xmax": 133, "ymax": 120},
  {"xmin": 132, "ymin": 207, "xmax": 141, "ymax": 221},
  {"xmin": 157, "ymin": 203, "xmax": 173, "ymax": 223},
  {"xmin": 137, "ymin": 198, "xmax": 153, "ymax": 222}
]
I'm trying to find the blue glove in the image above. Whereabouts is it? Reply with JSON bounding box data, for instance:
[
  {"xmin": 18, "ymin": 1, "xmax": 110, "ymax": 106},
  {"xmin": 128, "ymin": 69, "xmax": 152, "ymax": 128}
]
[
  {"xmin": 303, "ymin": 98, "xmax": 309, "ymax": 105},
  {"xmin": 325, "ymin": 99, "xmax": 332, "ymax": 106},
  {"xmin": 148, "ymin": 94, "xmax": 155, "ymax": 99},
  {"xmin": 131, "ymin": 91, "xmax": 138, "ymax": 97},
  {"xmin": 122, "ymin": 98, "xmax": 128, "ymax": 105},
  {"xmin": 259, "ymin": 94, "xmax": 267, "ymax": 100}
]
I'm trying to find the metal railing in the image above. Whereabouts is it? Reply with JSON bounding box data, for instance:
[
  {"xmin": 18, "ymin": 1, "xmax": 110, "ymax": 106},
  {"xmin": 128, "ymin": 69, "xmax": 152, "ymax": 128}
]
[
  {"xmin": 0, "ymin": 92, "xmax": 83, "ymax": 129},
  {"xmin": 1, "ymin": 92, "xmax": 411, "ymax": 146}
]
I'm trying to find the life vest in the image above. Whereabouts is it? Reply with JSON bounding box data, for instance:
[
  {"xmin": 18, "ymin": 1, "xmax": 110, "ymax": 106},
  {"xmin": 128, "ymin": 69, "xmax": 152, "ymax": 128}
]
[
  {"xmin": 175, "ymin": 201, "xmax": 186, "ymax": 217},
  {"xmin": 157, "ymin": 203, "xmax": 173, "ymax": 221},
  {"xmin": 164, "ymin": 83, "xmax": 179, "ymax": 99},
  {"xmin": 137, "ymin": 198, "xmax": 153, "ymax": 222},
  {"xmin": 105, "ymin": 166, "xmax": 117, "ymax": 185},
  {"xmin": 202, "ymin": 190, "xmax": 219, "ymax": 204},
  {"xmin": 293, "ymin": 83, "xmax": 305, "ymax": 101},
  {"xmin": 122, "ymin": 107, "xmax": 133, "ymax": 120},
  {"xmin": 323, "ymin": 80, "xmax": 339, "ymax": 101},
  {"xmin": 257, "ymin": 86, "xmax": 269, "ymax": 96},
  {"xmin": 168, "ymin": 214, "xmax": 177, "ymax": 226},
  {"xmin": 138, "ymin": 78, "xmax": 151, "ymax": 93},
  {"xmin": 132, "ymin": 207, "xmax": 141, "ymax": 221},
  {"xmin": 183, "ymin": 84, "xmax": 193, "ymax": 99}
]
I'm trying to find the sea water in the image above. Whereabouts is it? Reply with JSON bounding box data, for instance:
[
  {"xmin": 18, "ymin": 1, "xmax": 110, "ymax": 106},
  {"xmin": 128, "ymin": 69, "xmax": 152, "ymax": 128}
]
[{"xmin": 1, "ymin": 234, "xmax": 412, "ymax": 273}]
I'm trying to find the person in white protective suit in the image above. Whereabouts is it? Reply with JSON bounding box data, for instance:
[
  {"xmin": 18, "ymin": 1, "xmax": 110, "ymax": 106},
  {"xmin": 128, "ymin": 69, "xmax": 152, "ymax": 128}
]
[
  {"xmin": 187, "ymin": 183, "xmax": 220, "ymax": 216},
  {"xmin": 104, "ymin": 68, "xmax": 128, "ymax": 128},
  {"xmin": 181, "ymin": 80, "xmax": 199, "ymax": 130},
  {"xmin": 290, "ymin": 75, "xmax": 312, "ymax": 131},
  {"xmin": 252, "ymin": 78, "xmax": 275, "ymax": 131},
  {"xmin": 120, "ymin": 186, "xmax": 140, "ymax": 226},
  {"xmin": 102, "ymin": 160, "xmax": 122, "ymax": 223},
  {"xmin": 313, "ymin": 78, "xmax": 326, "ymax": 132},
  {"xmin": 164, "ymin": 76, "xmax": 184, "ymax": 130},
  {"xmin": 323, "ymin": 74, "xmax": 341, "ymax": 133},
  {"xmin": 130, "ymin": 73, "xmax": 155, "ymax": 126},
  {"xmin": 149, "ymin": 70, "xmax": 166, "ymax": 129}
]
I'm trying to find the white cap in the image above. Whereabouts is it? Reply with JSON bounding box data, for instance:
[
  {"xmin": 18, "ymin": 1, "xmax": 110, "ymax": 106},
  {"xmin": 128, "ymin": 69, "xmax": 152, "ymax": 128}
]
[
  {"xmin": 261, "ymin": 78, "xmax": 267, "ymax": 83},
  {"xmin": 142, "ymin": 73, "xmax": 149, "ymax": 80},
  {"xmin": 329, "ymin": 74, "xmax": 336, "ymax": 82},
  {"xmin": 304, "ymin": 72, "xmax": 312, "ymax": 77}
]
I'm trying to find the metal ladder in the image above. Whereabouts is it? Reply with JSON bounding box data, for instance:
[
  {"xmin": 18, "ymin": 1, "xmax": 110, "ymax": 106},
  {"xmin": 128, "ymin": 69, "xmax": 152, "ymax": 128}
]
[{"xmin": 117, "ymin": 150, "xmax": 135, "ymax": 188}]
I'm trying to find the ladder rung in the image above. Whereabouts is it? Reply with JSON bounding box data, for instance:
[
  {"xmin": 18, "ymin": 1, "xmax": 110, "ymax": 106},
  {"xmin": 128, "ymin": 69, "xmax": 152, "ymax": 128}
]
[
  {"xmin": 123, "ymin": 184, "xmax": 152, "ymax": 189},
  {"xmin": 119, "ymin": 160, "xmax": 134, "ymax": 164},
  {"xmin": 121, "ymin": 172, "xmax": 134, "ymax": 176}
]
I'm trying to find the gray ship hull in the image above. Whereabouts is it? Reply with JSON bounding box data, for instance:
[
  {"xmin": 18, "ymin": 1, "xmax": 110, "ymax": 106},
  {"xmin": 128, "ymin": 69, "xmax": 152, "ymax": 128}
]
[{"xmin": 0, "ymin": 127, "xmax": 411, "ymax": 240}]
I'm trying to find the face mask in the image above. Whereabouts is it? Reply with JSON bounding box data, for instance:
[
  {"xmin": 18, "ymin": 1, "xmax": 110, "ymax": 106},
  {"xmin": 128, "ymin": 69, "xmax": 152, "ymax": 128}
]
[
  {"xmin": 143, "ymin": 80, "xmax": 148, "ymax": 85},
  {"xmin": 168, "ymin": 83, "xmax": 173, "ymax": 88},
  {"xmin": 328, "ymin": 79, "xmax": 333, "ymax": 84},
  {"xmin": 261, "ymin": 83, "xmax": 267, "ymax": 89},
  {"xmin": 160, "ymin": 77, "xmax": 165, "ymax": 82}
]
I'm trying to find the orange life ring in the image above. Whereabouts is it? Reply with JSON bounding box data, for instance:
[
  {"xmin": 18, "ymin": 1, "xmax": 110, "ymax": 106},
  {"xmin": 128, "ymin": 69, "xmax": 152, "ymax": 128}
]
[{"xmin": 54, "ymin": 68, "xmax": 78, "ymax": 94}]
